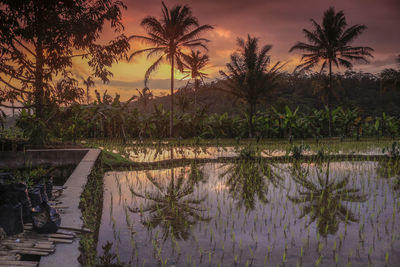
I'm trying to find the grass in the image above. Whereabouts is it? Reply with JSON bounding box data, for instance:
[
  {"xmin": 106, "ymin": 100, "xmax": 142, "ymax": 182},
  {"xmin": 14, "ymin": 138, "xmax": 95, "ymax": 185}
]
[
  {"xmin": 78, "ymin": 150, "xmax": 129, "ymax": 267},
  {"xmin": 101, "ymin": 149, "xmax": 132, "ymax": 168}
]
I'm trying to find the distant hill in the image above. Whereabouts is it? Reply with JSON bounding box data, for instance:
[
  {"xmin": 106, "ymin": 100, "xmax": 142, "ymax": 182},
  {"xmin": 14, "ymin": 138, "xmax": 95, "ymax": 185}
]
[{"xmin": 130, "ymin": 71, "xmax": 400, "ymax": 117}]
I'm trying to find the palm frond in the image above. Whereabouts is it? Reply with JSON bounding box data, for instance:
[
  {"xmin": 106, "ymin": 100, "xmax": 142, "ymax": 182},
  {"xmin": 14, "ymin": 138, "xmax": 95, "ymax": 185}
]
[{"xmin": 144, "ymin": 55, "xmax": 164, "ymax": 86}]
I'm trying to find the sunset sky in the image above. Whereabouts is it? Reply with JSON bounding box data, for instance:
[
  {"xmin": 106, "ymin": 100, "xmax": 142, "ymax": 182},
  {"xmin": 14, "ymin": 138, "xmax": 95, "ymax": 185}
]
[{"xmin": 75, "ymin": 0, "xmax": 399, "ymax": 100}]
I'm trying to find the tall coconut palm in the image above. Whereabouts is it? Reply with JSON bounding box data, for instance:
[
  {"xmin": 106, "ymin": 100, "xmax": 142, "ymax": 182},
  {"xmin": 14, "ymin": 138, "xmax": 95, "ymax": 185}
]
[
  {"xmin": 289, "ymin": 7, "xmax": 373, "ymax": 136},
  {"xmin": 128, "ymin": 2, "xmax": 213, "ymax": 137},
  {"xmin": 220, "ymin": 35, "xmax": 283, "ymax": 138},
  {"xmin": 181, "ymin": 50, "xmax": 210, "ymax": 108}
]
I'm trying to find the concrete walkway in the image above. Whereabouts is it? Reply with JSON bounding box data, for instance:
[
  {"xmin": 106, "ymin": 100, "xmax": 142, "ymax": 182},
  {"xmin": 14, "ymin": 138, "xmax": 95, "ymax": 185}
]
[{"xmin": 40, "ymin": 149, "xmax": 101, "ymax": 267}]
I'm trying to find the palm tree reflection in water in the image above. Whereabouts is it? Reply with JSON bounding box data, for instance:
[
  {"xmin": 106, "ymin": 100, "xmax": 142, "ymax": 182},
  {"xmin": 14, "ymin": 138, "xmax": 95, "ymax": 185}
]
[
  {"xmin": 289, "ymin": 162, "xmax": 367, "ymax": 236},
  {"xmin": 129, "ymin": 156, "xmax": 210, "ymax": 241},
  {"xmin": 220, "ymin": 158, "xmax": 283, "ymax": 211}
]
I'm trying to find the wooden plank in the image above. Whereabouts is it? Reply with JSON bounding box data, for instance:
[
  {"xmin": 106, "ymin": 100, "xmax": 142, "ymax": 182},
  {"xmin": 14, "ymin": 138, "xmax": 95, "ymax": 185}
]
[
  {"xmin": 56, "ymin": 230, "xmax": 76, "ymax": 237},
  {"xmin": 58, "ymin": 226, "xmax": 92, "ymax": 233},
  {"xmin": 47, "ymin": 238, "xmax": 73, "ymax": 244},
  {"xmin": 1, "ymin": 239, "xmax": 54, "ymax": 245},
  {"xmin": 0, "ymin": 255, "xmax": 20, "ymax": 261},
  {"xmin": 8, "ymin": 249, "xmax": 48, "ymax": 256},
  {"xmin": 4, "ymin": 240, "xmax": 54, "ymax": 247},
  {"xmin": 0, "ymin": 260, "xmax": 38, "ymax": 266},
  {"xmin": 1, "ymin": 241, "xmax": 55, "ymax": 250},
  {"xmin": 3, "ymin": 246, "xmax": 54, "ymax": 253},
  {"xmin": 45, "ymin": 234, "xmax": 74, "ymax": 239}
]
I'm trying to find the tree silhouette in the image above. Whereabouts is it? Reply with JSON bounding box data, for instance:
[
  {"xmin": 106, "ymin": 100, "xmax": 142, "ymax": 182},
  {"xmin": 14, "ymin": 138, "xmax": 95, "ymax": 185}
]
[
  {"xmin": 181, "ymin": 50, "xmax": 210, "ymax": 108},
  {"xmin": 92, "ymin": 90, "xmax": 136, "ymax": 142},
  {"xmin": 176, "ymin": 88, "xmax": 193, "ymax": 113},
  {"xmin": 128, "ymin": 2, "xmax": 213, "ymax": 137},
  {"xmin": 136, "ymin": 87, "xmax": 154, "ymax": 110},
  {"xmin": 380, "ymin": 55, "xmax": 400, "ymax": 91},
  {"xmin": 289, "ymin": 7, "xmax": 373, "ymax": 136},
  {"xmin": 220, "ymin": 35, "xmax": 283, "ymax": 137},
  {"xmin": 289, "ymin": 162, "xmax": 367, "ymax": 236},
  {"xmin": 0, "ymin": 0, "xmax": 130, "ymax": 119},
  {"xmin": 83, "ymin": 77, "xmax": 95, "ymax": 105}
]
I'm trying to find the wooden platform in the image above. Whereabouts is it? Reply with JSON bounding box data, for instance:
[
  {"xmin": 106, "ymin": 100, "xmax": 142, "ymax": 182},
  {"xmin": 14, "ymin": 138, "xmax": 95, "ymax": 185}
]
[{"xmin": 0, "ymin": 186, "xmax": 91, "ymax": 267}]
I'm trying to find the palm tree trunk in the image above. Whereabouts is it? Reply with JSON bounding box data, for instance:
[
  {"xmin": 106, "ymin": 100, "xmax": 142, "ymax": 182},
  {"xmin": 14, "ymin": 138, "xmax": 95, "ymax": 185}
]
[
  {"xmin": 170, "ymin": 56, "xmax": 174, "ymax": 137},
  {"xmin": 328, "ymin": 59, "xmax": 332, "ymax": 137},
  {"xmin": 86, "ymin": 86, "xmax": 90, "ymax": 105},
  {"xmin": 248, "ymin": 103, "xmax": 254, "ymax": 138},
  {"xmin": 194, "ymin": 78, "xmax": 199, "ymax": 109},
  {"xmin": 170, "ymin": 147, "xmax": 174, "ymax": 190}
]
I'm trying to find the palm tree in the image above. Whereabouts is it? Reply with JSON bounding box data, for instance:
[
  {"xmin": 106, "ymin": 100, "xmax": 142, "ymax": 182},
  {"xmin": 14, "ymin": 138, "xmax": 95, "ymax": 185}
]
[
  {"xmin": 128, "ymin": 2, "xmax": 213, "ymax": 137},
  {"xmin": 83, "ymin": 76, "xmax": 95, "ymax": 105},
  {"xmin": 289, "ymin": 7, "xmax": 373, "ymax": 136},
  {"xmin": 220, "ymin": 35, "xmax": 283, "ymax": 138},
  {"xmin": 181, "ymin": 50, "xmax": 210, "ymax": 108}
]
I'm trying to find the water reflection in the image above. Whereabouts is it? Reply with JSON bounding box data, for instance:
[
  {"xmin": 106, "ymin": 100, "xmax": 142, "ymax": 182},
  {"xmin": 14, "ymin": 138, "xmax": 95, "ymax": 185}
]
[
  {"xmin": 128, "ymin": 165, "xmax": 210, "ymax": 241},
  {"xmin": 220, "ymin": 159, "xmax": 283, "ymax": 211},
  {"xmin": 289, "ymin": 162, "xmax": 367, "ymax": 236},
  {"xmin": 377, "ymin": 159, "xmax": 400, "ymax": 179},
  {"xmin": 97, "ymin": 161, "xmax": 400, "ymax": 266}
]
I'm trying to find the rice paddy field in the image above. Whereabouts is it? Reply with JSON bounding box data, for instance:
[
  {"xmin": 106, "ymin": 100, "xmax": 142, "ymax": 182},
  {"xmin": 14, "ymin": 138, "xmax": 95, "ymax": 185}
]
[{"xmin": 93, "ymin": 140, "xmax": 400, "ymax": 267}]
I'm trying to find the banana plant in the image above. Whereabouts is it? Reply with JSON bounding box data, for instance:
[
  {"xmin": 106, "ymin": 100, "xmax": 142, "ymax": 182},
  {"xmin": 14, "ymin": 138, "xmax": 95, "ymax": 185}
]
[
  {"xmin": 91, "ymin": 90, "xmax": 136, "ymax": 141},
  {"xmin": 309, "ymin": 108, "xmax": 326, "ymax": 139},
  {"xmin": 204, "ymin": 113, "xmax": 241, "ymax": 138},
  {"xmin": 378, "ymin": 112, "xmax": 398, "ymax": 138},
  {"xmin": 335, "ymin": 107, "xmax": 359, "ymax": 137},
  {"xmin": 272, "ymin": 105, "xmax": 299, "ymax": 138},
  {"xmin": 150, "ymin": 104, "xmax": 169, "ymax": 138}
]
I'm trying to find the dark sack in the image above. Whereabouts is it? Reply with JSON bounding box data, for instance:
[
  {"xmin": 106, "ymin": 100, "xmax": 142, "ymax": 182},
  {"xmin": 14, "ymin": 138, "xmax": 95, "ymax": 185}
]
[
  {"xmin": 31, "ymin": 202, "xmax": 61, "ymax": 234},
  {"xmin": 11, "ymin": 183, "xmax": 32, "ymax": 224},
  {"xmin": 45, "ymin": 177, "xmax": 54, "ymax": 200},
  {"xmin": 28, "ymin": 187, "xmax": 43, "ymax": 208},
  {"xmin": 34, "ymin": 184, "xmax": 48, "ymax": 203},
  {"xmin": 0, "ymin": 203, "xmax": 24, "ymax": 236}
]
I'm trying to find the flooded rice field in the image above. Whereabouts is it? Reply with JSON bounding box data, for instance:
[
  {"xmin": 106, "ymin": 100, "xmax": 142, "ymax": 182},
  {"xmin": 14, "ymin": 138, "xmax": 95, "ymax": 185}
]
[{"xmin": 97, "ymin": 160, "xmax": 400, "ymax": 266}]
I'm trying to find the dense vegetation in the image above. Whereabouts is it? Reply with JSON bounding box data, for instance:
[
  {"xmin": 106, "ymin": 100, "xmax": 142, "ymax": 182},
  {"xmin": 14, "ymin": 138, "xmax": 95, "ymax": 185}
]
[{"xmin": 0, "ymin": 2, "xmax": 399, "ymax": 144}]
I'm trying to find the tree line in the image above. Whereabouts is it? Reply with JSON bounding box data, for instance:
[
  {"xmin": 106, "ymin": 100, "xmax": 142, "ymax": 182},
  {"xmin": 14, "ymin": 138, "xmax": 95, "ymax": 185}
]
[{"xmin": 0, "ymin": 1, "xmax": 399, "ymax": 143}]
